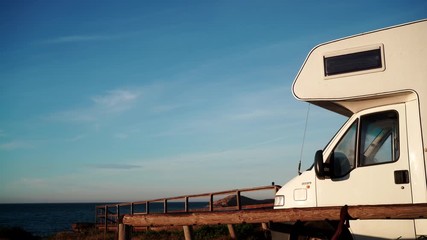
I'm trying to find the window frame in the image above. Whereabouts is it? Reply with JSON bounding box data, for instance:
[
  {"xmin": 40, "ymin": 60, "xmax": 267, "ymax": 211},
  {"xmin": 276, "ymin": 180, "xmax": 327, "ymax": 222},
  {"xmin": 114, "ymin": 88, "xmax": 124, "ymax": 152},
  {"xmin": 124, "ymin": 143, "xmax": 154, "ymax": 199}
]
[
  {"xmin": 328, "ymin": 119, "xmax": 359, "ymax": 178},
  {"xmin": 323, "ymin": 44, "xmax": 385, "ymax": 80},
  {"xmin": 357, "ymin": 110, "xmax": 400, "ymax": 167},
  {"xmin": 328, "ymin": 110, "xmax": 400, "ymax": 179}
]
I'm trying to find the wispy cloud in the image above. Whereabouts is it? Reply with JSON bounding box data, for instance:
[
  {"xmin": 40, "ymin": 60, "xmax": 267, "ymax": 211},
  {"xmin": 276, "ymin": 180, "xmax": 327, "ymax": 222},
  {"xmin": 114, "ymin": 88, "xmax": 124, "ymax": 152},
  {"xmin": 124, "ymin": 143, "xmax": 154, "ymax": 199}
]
[
  {"xmin": 92, "ymin": 90, "xmax": 139, "ymax": 111},
  {"xmin": 65, "ymin": 135, "xmax": 87, "ymax": 142},
  {"xmin": 0, "ymin": 140, "xmax": 33, "ymax": 150},
  {"xmin": 114, "ymin": 133, "xmax": 129, "ymax": 139},
  {"xmin": 18, "ymin": 178, "xmax": 47, "ymax": 187},
  {"xmin": 46, "ymin": 89, "xmax": 141, "ymax": 123},
  {"xmin": 133, "ymin": 142, "xmax": 298, "ymax": 190},
  {"xmin": 87, "ymin": 163, "xmax": 142, "ymax": 170},
  {"xmin": 228, "ymin": 109, "xmax": 281, "ymax": 121},
  {"xmin": 150, "ymin": 103, "xmax": 183, "ymax": 114},
  {"xmin": 47, "ymin": 109, "xmax": 96, "ymax": 123},
  {"xmin": 41, "ymin": 34, "xmax": 122, "ymax": 44}
]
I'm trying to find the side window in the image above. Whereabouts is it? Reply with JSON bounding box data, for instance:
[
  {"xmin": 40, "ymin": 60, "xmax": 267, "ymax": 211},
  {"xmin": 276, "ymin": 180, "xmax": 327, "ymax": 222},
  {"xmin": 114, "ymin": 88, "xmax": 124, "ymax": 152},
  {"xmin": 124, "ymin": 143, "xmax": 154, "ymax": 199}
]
[
  {"xmin": 330, "ymin": 120, "xmax": 358, "ymax": 178},
  {"xmin": 328, "ymin": 110, "xmax": 399, "ymax": 178},
  {"xmin": 359, "ymin": 111, "xmax": 399, "ymax": 166}
]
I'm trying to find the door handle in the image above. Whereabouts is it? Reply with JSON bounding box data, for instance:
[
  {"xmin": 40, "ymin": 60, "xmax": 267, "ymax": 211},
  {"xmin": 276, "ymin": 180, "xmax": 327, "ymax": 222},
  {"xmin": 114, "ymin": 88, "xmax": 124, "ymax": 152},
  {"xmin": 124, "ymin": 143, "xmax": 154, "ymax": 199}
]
[{"xmin": 394, "ymin": 170, "xmax": 409, "ymax": 184}]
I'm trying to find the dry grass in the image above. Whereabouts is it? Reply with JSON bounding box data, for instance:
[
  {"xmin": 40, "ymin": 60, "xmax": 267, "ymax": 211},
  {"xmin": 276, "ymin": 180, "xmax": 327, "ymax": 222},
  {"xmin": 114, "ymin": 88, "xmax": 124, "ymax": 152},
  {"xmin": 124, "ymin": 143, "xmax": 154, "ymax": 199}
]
[{"xmin": 0, "ymin": 223, "xmax": 269, "ymax": 240}]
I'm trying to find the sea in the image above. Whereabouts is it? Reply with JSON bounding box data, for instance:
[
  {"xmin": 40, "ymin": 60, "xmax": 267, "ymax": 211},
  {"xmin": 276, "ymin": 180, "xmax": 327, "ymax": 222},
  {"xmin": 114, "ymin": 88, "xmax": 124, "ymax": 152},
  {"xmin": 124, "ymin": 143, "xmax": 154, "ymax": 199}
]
[
  {"xmin": 0, "ymin": 203, "xmax": 100, "ymax": 237},
  {"xmin": 0, "ymin": 202, "xmax": 208, "ymax": 237}
]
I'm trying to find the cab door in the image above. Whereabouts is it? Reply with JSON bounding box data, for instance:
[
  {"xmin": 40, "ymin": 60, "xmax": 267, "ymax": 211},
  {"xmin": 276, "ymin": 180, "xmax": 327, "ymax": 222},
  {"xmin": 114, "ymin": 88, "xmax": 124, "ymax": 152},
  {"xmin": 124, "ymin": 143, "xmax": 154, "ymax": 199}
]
[{"xmin": 316, "ymin": 103, "xmax": 412, "ymax": 206}]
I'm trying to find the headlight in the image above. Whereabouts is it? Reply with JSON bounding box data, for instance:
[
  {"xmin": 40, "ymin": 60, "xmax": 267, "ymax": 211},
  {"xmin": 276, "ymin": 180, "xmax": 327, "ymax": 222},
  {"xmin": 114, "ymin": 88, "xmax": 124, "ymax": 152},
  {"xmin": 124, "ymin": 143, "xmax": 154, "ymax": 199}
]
[{"xmin": 274, "ymin": 195, "xmax": 285, "ymax": 207}]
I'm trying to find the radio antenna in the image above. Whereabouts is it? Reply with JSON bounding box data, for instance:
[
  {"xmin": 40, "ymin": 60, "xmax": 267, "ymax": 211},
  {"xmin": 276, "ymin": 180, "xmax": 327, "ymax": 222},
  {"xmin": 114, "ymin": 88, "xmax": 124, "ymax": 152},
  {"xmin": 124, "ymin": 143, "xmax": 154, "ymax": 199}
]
[{"xmin": 298, "ymin": 103, "xmax": 311, "ymax": 175}]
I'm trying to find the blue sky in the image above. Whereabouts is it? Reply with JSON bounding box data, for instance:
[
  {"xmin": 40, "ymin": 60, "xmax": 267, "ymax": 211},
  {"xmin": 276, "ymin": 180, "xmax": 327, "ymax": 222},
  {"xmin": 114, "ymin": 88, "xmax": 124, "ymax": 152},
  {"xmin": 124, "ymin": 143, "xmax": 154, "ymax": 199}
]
[{"xmin": 1, "ymin": 1, "xmax": 426, "ymax": 203}]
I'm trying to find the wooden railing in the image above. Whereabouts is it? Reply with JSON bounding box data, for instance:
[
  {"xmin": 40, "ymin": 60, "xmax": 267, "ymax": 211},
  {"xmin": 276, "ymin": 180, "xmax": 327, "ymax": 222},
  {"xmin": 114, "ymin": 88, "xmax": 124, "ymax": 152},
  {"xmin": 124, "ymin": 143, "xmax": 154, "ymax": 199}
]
[
  {"xmin": 96, "ymin": 185, "xmax": 427, "ymax": 240},
  {"xmin": 95, "ymin": 184, "xmax": 281, "ymax": 231},
  {"xmin": 121, "ymin": 203, "xmax": 427, "ymax": 240}
]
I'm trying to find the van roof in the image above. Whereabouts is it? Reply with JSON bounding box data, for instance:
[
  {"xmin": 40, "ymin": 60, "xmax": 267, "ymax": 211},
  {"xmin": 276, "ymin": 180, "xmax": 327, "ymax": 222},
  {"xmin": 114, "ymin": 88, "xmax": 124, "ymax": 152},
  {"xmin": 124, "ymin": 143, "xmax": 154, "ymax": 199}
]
[{"xmin": 292, "ymin": 19, "xmax": 427, "ymax": 116}]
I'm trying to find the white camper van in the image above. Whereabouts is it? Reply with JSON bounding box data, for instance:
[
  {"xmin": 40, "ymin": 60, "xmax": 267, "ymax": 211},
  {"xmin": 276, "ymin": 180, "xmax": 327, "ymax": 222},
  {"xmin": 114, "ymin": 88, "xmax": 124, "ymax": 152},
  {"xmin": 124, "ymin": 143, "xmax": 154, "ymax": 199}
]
[{"xmin": 272, "ymin": 20, "xmax": 427, "ymax": 239}]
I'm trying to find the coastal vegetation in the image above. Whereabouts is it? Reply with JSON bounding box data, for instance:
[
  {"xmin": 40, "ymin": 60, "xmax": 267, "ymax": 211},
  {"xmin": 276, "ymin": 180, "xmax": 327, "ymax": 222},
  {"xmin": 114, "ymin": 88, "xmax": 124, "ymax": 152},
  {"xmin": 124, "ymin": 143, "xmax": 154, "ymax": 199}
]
[
  {"xmin": 0, "ymin": 227, "xmax": 41, "ymax": 240},
  {"xmin": 49, "ymin": 224, "xmax": 269, "ymax": 240},
  {"xmin": 1, "ymin": 224, "xmax": 269, "ymax": 240}
]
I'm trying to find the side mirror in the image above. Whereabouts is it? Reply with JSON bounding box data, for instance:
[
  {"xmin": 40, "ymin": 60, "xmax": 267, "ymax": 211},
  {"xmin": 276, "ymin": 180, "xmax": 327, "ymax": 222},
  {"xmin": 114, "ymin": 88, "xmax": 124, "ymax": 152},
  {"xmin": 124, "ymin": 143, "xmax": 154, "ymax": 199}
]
[{"xmin": 314, "ymin": 150, "xmax": 325, "ymax": 179}]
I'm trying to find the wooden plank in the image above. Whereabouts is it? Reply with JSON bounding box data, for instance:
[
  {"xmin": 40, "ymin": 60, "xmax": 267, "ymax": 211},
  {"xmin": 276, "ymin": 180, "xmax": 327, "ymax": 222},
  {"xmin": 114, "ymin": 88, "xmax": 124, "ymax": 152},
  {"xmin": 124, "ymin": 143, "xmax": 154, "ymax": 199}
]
[
  {"xmin": 348, "ymin": 204, "xmax": 427, "ymax": 219},
  {"xmin": 122, "ymin": 203, "xmax": 427, "ymax": 227}
]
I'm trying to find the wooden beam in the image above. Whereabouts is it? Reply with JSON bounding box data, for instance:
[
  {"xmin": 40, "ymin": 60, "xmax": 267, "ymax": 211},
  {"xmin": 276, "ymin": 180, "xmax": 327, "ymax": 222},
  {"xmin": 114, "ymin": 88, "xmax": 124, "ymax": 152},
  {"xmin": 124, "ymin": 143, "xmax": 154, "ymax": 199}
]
[{"xmin": 122, "ymin": 203, "xmax": 427, "ymax": 227}]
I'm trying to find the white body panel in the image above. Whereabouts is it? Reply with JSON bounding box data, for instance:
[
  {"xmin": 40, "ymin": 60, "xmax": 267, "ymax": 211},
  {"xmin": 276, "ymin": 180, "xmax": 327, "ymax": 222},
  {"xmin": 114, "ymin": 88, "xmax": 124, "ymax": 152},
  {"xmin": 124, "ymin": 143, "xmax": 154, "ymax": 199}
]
[
  {"xmin": 415, "ymin": 219, "xmax": 427, "ymax": 236},
  {"xmin": 350, "ymin": 220, "xmax": 416, "ymax": 239},
  {"xmin": 274, "ymin": 171, "xmax": 316, "ymax": 208}
]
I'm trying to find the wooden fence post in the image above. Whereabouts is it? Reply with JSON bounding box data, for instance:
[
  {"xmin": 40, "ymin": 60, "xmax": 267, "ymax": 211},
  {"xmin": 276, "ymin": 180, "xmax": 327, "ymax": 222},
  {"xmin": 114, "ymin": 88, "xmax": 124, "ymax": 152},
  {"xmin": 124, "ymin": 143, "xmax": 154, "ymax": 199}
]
[
  {"xmin": 118, "ymin": 223, "xmax": 125, "ymax": 240},
  {"xmin": 236, "ymin": 191, "xmax": 241, "ymax": 210},
  {"xmin": 227, "ymin": 224, "xmax": 237, "ymax": 239},
  {"xmin": 183, "ymin": 225, "xmax": 193, "ymax": 240},
  {"xmin": 104, "ymin": 206, "xmax": 108, "ymax": 234},
  {"xmin": 261, "ymin": 222, "xmax": 271, "ymax": 239},
  {"xmin": 261, "ymin": 222, "xmax": 268, "ymax": 231},
  {"xmin": 209, "ymin": 194, "xmax": 214, "ymax": 212}
]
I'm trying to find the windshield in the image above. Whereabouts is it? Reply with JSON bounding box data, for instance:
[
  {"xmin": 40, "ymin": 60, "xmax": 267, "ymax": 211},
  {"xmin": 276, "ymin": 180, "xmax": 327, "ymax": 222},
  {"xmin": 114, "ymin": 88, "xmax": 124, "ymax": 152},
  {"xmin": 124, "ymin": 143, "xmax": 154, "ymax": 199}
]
[{"xmin": 304, "ymin": 114, "xmax": 351, "ymax": 172}]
